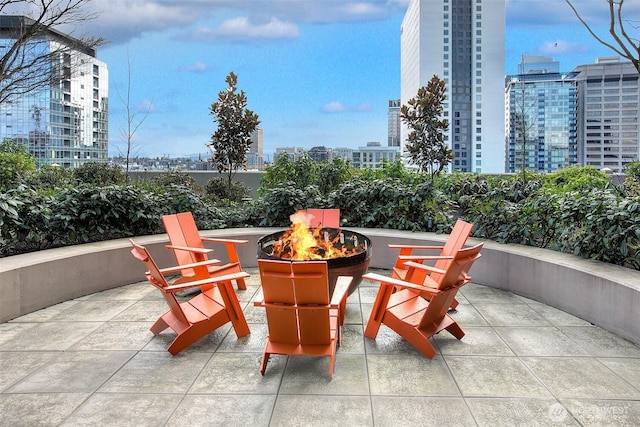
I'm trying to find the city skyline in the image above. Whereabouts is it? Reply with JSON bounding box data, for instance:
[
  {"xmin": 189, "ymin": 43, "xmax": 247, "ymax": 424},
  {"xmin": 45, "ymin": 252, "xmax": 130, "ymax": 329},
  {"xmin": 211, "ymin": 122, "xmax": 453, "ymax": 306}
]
[{"xmin": 36, "ymin": 0, "xmax": 640, "ymax": 159}]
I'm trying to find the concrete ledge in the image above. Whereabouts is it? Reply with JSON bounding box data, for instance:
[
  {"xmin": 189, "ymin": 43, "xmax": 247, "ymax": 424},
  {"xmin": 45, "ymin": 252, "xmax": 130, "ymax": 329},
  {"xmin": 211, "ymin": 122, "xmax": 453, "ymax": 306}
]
[{"xmin": 2, "ymin": 228, "xmax": 639, "ymax": 346}]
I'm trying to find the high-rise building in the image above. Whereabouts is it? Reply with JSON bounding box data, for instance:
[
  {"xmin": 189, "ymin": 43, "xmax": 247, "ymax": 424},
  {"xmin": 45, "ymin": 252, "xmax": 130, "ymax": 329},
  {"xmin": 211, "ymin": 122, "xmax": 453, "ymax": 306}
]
[
  {"xmin": 388, "ymin": 99, "xmax": 401, "ymax": 147},
  {"xmin": 400, "ymin": 0, "xmax": 505, "ymax": 172},
  {"xmin": 572, "ymin": 57, "xmax": 639, "ymax": 173},
  {"xmin": 505, "ymin": 55, "xmax": 577, "ymax": 173},
  {"xmin": 246, "ymin": 126, "xmax": 263, "ymax": 169},
  {"xmin": 0, "ymin": 16, "xmax": 108, "ymax": 168}
]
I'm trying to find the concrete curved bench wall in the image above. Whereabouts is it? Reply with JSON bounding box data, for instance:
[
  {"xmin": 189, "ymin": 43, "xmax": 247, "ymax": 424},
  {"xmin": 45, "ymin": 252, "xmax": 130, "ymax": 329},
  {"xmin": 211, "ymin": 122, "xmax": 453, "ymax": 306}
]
[{"xmin": 2, "ymin": 228, "xmax": 639, "ymax": 346}]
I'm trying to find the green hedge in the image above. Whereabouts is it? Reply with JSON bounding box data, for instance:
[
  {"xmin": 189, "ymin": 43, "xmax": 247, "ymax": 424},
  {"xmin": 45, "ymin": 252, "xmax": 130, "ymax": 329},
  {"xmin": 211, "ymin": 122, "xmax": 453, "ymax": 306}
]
[{"xmin": 1, "ymin": 161, "xmax": 639, "ymax": 271}]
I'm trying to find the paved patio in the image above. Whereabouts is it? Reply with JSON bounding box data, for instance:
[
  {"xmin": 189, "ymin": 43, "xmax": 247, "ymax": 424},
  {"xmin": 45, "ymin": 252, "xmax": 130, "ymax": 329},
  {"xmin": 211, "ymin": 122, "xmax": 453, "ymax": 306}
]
[{"xmin": 1, "ymin": 268, "xmax": 640, "ymax": 426}]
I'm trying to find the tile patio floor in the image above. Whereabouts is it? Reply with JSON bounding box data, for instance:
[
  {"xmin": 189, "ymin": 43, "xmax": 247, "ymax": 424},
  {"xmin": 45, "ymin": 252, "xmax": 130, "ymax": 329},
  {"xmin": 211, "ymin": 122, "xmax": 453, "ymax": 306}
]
[{"xmin": 2, "ymin": 268, "xmax": 640, "ymax": 426}]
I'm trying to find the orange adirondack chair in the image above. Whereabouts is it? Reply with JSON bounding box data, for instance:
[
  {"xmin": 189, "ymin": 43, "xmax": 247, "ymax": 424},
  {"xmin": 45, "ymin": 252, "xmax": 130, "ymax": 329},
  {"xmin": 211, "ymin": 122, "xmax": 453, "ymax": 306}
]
[
  {"xmin": 363, "ymin": 243, "xmax": 483, "ymax": 359},
  {"xmin": 162, "ymin": 212, "xmax": 248, "ymax": 290},
  {"xmin": 130, "ymin": 239, "xmax": 250, "ymax": 355},
  {"xmin": 389, "ymin": 219, "xmax": 473, "ymax": 309},
  {"xmin": 254, "ymin": 259, "xmax": 351, "ymax": 377},
  {"xmin": 305, "ymin": 208, "xmax": 341, "ymax": 228}
]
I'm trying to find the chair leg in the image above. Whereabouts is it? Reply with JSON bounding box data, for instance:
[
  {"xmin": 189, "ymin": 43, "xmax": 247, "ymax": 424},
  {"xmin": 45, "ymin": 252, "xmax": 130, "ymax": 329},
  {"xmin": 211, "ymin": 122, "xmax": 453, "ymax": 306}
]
[
  {"xmin": 150, "ymin": 317, "xmax": 169, "ymax": 335},
  {"xmin": 364, "ymin": 283, "xmax": 394, "ymax": 339},
  {"xmin": 445, "ymin": 321, "xmax": 465, "ymax": 340},
  {"xmin": 235, "ymin": 277, "xmax": 247, "ymax": 290},
  {"xmin": 260, "ymin": 352, "xmax": 270, "ymax": 375}
]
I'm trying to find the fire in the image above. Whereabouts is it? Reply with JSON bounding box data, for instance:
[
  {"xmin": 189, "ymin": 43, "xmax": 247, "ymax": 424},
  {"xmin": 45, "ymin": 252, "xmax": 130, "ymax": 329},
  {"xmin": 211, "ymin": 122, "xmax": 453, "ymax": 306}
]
[{"xmin": 269, "ymin": 210, "xmax": 361, "ymax": 260}]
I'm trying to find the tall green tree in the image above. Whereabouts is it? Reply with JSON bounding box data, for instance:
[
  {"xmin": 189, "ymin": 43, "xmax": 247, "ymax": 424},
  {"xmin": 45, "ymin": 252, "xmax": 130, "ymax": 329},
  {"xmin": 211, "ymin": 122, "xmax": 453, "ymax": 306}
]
[
  {"xmin": 401, "ymin": 75, "xmax": 453, "ymax": 180},
  {"xmin": 208, "ymin": 71, "xmax": 260, "ymax": 191}
]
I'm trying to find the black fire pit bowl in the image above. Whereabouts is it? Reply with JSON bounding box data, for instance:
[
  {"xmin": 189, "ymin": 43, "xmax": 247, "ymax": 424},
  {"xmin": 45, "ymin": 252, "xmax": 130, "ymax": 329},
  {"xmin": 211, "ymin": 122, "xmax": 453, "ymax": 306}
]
[{"xmin": 256, "ymin": 227, "xmax": 372, "ymax": 296}]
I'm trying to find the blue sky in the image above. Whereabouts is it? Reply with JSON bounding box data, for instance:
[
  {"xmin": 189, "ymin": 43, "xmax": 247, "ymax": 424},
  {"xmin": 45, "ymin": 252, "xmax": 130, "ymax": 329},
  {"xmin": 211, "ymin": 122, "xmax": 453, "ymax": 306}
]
[{"xmin": 59, "ymin": 0, "xmax": 640, "ymax": 159}]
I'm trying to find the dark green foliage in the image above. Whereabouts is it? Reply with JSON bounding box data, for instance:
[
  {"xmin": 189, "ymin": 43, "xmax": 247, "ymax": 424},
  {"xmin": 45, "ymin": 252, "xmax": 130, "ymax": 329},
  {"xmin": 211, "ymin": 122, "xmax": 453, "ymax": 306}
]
[
  {"xmin": 209, "ymin": 71, "xmax": 260, "ymax": 191},
  {"xmin": 259, "ymin": 154, "xmax": 352, "ymax": 196},
  {"xmin": 2, "ymin": 159, "xmax": 639, "ymax": 272},
  {"xmin": 257, "ymin": 186, "xmax": 323, "ymax": 226},
  {"xmin": 326, "ymin": 179, "xmax": 450, "ymax": 231},
  {"xmin": 401, "ymin": 75, "xmax": 453, "ymax": 179},
  {"xmin": 624, "ymin": 161, "xmax": 640, "ymax": 197},
  {"xmin": 22, "ymin": 164, "xmax": 74, "ymax": 190},
  {"xmin": 149, "ymin": 170, "xmax": 199, "ymax": 190},
  {"xmin": 73, "ymin": 162, "xmax": 126, "ymax": 186},
  {"xmin": 542, "ymin": 166, "xmax": 610, "ymax": 193},
  {"xmin": 205, "ymin": 177, "xmax": 250, "ymax": 203},
  {"xmin": 0, "ymin": 139, "xmax": 37, "ymax": 191}
]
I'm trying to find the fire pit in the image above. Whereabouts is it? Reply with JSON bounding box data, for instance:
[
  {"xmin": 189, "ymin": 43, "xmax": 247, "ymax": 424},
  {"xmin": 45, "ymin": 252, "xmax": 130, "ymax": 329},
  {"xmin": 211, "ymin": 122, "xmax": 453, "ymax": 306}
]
[{"xmin": 256, "ymin": 212, "xmax": 372, "ymax": 296}]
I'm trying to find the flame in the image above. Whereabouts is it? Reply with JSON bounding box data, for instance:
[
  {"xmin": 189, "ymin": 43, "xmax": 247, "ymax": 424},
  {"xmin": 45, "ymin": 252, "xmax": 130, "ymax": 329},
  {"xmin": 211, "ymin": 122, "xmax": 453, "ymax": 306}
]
[{"xmin": 269, "ymin": 210, "xmax": 361, "ymax": 260}]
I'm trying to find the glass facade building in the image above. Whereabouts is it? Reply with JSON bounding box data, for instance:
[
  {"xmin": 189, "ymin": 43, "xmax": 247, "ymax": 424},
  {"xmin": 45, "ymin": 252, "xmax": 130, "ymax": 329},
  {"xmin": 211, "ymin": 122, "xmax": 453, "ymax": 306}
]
[
  {"xmin": 0, "ymin": 16, "xmax": 108, "ymax": 168},
  {"xmin": 505, "ymin": 56, "xmax": 577, "ymax": 173}
]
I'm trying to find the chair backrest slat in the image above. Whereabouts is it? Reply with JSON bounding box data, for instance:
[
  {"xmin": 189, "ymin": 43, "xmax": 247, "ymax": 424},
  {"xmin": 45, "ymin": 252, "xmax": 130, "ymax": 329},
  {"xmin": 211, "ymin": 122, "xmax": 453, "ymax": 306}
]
[
  {"xmin": 129, "ymin": 240, "xmax": 190, "ymax": 325},
  {"xmin": 258, "ymin": 259, "xmax": 332, "ymax": 345}
]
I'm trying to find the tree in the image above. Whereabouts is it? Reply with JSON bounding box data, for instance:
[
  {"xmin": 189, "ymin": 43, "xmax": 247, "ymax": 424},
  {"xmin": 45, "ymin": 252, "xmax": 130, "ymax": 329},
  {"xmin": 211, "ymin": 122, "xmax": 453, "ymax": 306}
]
[
  {"xmin": 208, "ymin": 71, "xmax": 260, "ymax": 191},
  {"xmin": 401, "ymin": 75, "xmax": 453, "ymax": 180},
  {"xmin": 117, "ymin": 50, "xmax": 151, "ymax": 182},
  {"xmin": 566, "ymin": 0, "xmax": 640, "ymax": 74},
  {"xmin": 510, "ymin": 78, "xmax": 537, "ymax": 183},
  {"xmin": 0, "ymin": 1, "xmax": 103, "ymax": 104}
]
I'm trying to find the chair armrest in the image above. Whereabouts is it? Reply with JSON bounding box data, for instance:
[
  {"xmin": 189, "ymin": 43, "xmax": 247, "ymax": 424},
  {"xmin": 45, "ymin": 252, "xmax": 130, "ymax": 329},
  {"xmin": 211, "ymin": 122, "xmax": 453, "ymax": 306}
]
[
  {"xmin": 157, "ymin": 258, "xmax": 221, "ymax": 274},
  {"xmin": 165, "ymin": 244, "xmax": 213, "ymax": 254},
  {"xmin": 363, "ymin": 272, "xmax": 441, "ymax": 294},
  {"xmin": 398, "ymin": 255, "xmax": 454, "ymax": 262},
  {"xmin": 403, "ymin": 261, "xmax": 447, "ymax": 275},
  {"xmin": 201, "ymin": 237, "xmax": 249, "ymax": 245},
  {"xmin": 330, "ymin": 276, "xmax": 352, "ymax": 306},
  {"xmin": 388, "ymin": 244, "xmax": 445, "ymax": 250},
  {"xmin": 165, "ymin": 271, "xmax": 251, "ymax": 293}
]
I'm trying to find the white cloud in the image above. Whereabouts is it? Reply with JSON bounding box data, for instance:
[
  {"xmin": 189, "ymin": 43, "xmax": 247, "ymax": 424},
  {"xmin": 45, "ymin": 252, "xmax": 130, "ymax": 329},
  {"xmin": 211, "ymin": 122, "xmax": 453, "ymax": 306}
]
[
  {"xmin": 322, "ymin": 101, "xmax": 373, "ymax": 113},
  {"xmin": 322, "ymin": 101, "xmax": 348, "ymax": 113},
  {"xmin": 180, "ymin": 61, "xmax": 211, "ymax": 73},
  {"xmin": 190, "ymin": 16, "xmax": 300, "ymax": 43}
]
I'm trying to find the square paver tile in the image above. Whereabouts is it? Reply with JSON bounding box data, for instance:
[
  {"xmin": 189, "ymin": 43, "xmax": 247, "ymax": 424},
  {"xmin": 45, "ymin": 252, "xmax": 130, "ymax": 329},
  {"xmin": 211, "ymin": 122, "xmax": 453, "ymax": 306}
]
[
  {"xmin": 598, "ymin": 357, "xmax": 640, "ymax": 391},
  {"xmin": 494, "ymin": 326, "xmax": 592, "ymax": 357},
  {"xmin": 472, "ymin": 303, "xmax": 553, "ymax": 327},
  {"xmin": 60, "ymin": 393, "xmax": 179, "ymax": 426},
  {"xmin": 0, "ymin": 393, "xmax": 89, "ymax": 427},
  {"xmin": 367, "ymin": 354, "xmax": 459, "ymax": 396},
  {"xmin": 7, "ymin": 351, "xmax": 135, "ymax": 393},
  {"xmin": 0, "ymin": 352, "xmax": 60, "ymax": 392},
  {"xmin": 445, "ymin": 355, "xmax": 551, "ymax": 398},
  {"xmin": 270, "ymin": 395, "xmax": 372, "ymax": 426},
  {"xmin": 100, "ymin": 351, "xmax": 211, "ymax": 394},
  {"xmin": 167, "ymin": 394, "xmax": 276, "ymax": 427},
  {"xmin": 466, "ymin": 398, "xmax": 580, "ymax": 426},
  {"xmin": 279, "ymin": 353, "xmax": 369, "ymax": 395},
  {"xmin": 561, "ymin": 326, "xmax": 640, "ymax": 357},
  {"xmin": 372, "ymin": 396, "xmax": 476, "ymax": 427},
  {"xmin": 0, "ymin": 322, "xmax": 102, "ymax": 351},
  {"xmin": 190, "ymin": 352, "xmax": 282, "ymax": 394},
  {"xmin": 522, "ymin": 357, "xmax": 640, "ymax": 399},
  {"xmin": 434, "ymin": 326, "xmax": 515, "ymax": 356}
]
